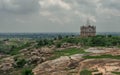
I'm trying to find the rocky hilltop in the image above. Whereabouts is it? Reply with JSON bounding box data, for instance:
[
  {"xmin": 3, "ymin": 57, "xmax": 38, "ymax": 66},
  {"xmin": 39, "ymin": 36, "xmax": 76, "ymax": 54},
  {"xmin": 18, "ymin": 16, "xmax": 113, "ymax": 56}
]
[
  {"xmin": 32, "ymin": 50, "xmax": 120, "ymax": 75},
  {"xmin": 0, "ymin": 36, "xmax": 120, "ymax": 75}
]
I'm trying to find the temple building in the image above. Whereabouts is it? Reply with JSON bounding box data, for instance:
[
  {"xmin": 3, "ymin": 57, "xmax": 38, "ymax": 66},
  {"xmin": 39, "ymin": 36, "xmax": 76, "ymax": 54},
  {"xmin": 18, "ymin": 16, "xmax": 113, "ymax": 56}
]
[{"xmin": 80, "ymin": 19, "xmax": 96, "ymax": 37}]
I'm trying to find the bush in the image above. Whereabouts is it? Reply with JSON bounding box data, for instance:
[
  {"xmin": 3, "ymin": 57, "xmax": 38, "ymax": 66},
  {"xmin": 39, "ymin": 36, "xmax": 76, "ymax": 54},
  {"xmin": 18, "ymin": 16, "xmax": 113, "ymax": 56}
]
[
  {"xmin": 80, "ymin": 70, "xmax": 92, "ymax": 75},
  {"xmin": 10, "ymin": 43, "xmax": 31, "ymax": 55},
  {"xmin": 56, "ymin": 43, "xmax": 61, "ymax": 48},
  {"xmin": 21, "ymin": 68, "xmax": 33, "ymax": 75},
  {"xmin": 16, "ymin": 59, "xmax": 27, "ymax": 68},
  {"xmin": 37, "ymin": 39, "xmax": 54, "ymax": 47},
  {"xmin": 58, "ymin": 35, "xmax": 62, "ymax": 40}
]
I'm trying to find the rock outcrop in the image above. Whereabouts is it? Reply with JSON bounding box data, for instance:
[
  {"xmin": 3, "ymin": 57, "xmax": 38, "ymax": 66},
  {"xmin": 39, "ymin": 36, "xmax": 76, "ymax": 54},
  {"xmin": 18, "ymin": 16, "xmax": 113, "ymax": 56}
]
[
  {"xmin": 33, "ymin": 56, "xmax": 120, "ymax": 75},
  {"xmin": 32, "ymin": 54, "xmax": 84, "ymax": 75},
  {"xmin": 0, "ymin": 57, "xmax": 14, "ymax": 71}
]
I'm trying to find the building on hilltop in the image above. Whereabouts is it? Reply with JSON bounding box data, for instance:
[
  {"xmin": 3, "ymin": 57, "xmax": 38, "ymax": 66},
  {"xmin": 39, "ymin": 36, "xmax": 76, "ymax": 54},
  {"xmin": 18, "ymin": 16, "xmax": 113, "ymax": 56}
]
[{"xmin": 80, "ymin": 19, "xmax": 96, "ymax": 37}]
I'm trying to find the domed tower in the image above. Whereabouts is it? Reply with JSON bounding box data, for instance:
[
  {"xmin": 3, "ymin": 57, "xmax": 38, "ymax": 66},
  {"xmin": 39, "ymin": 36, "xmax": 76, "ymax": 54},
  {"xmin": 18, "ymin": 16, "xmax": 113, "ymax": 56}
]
[{"xmin": 80, "ymin": 19, "xmax": 96, "ymax": 37}]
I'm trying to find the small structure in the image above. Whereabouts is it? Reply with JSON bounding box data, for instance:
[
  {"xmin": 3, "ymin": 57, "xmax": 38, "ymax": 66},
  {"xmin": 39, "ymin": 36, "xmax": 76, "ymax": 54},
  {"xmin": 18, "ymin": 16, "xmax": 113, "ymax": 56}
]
[{"xmin": 80, "ymin": 19, "xmax": 96, "ymax": 37}]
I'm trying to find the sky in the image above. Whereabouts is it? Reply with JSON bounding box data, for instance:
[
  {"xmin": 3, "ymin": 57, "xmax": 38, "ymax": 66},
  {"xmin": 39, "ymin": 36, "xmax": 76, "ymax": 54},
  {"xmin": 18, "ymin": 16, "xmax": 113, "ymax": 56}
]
[{"xmin": 0, "ymin": 0, "xmax": 120, "ymax": 33}]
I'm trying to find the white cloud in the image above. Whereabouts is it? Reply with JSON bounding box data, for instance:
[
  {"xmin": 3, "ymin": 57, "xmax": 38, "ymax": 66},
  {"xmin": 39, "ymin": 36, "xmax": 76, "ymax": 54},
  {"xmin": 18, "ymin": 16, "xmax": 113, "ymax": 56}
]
[
  {"xmin": 0, "ymin": 0, "xmax": 20, "ymax": 10},
  {"xmin": 0, "ymin": 0, "xmax": 40, "ymax": 14},
  {"xmin": 74, "ymin": 10, "xmax": 96, "ymax": 23},
  {"xmin": 49, "ymin": 17, "xmax": 63, "ymax": 25},
  {"xmin": 98, "ymin": 7, "xmax": 120, "ymax": 16},
  {"xmin": 39, "ymin": 10, "xmax": 63, "ymax": 24},
  {"xmin": 0, "ymin": 0, "xmax": 120, "ymax": 32},
  {"xmin": 40, "ymin": 11, "xmax": 52, "ymax": 16},
  {"xmin": 96, "ymin": 0, "xmax": 120, "ymax": 17},
  {"xmin": 39, "ymin": 0, "xmax": 71, "ymax": 10},
  {"xmin": 15, "ymin": 18, "xmax": 25, "ymax": 23}
]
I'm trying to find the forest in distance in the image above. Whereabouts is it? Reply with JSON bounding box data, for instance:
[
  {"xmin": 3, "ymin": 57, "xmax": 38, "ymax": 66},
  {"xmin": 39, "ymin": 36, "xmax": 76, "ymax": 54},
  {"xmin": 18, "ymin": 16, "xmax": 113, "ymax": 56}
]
[{"xmin": 0, "ymin": 32, "xmax": 120, "ymax": 38}]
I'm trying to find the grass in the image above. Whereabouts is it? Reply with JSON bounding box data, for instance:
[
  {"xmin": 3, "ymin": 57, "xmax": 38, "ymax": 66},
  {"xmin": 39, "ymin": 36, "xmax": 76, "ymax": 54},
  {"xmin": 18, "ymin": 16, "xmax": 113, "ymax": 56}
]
[
  {"xmin": 83, "ymin": 55, "xmax": 120, "ymax": 59},
  {"xmin": 10, "ymin": 43, "xmax": 31, "ymax": 55},
  {"xmin": 80, "ymin": 70, "xmax": 92, "ymax": 75},
  {"xmin": 49, "ymin": 48, "xmax": 88, "ymax": 60},
  {"xmin": 112, "ymin": 72, "xmax": 120, "ymax": 75}
]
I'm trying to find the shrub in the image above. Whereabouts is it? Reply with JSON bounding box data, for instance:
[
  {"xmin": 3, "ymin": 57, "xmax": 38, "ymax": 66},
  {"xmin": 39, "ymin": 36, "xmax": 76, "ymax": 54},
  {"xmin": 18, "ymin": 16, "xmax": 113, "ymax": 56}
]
[
  {"xmin": 80, "ymin": 70, "xmax": 92, "ymax": 75},
  {"xmin": 21, "ymin": 68, "xmax": 33, "ymax": 75},
  {"xmin": 16, "ymin": 59, "xmax": 27, "ymax": 68},
  {"xmin": 56, "ymin": 43, "xmax": 61, "ymax": 48}
]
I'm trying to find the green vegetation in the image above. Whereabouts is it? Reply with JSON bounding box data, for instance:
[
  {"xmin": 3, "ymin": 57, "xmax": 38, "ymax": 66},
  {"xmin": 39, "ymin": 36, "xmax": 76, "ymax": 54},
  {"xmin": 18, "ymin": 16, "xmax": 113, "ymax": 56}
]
[
  {"xmin": 83, "ymin": 55, "xmax": 120, "ymax": 59},
  {"xmin": 0, "ymin": 35, "xmax": 120, "ymax": 55},
  {"xmin": 36, "ymin": 39, "xmax": 54, "ymax": 47},
  {"xmin": 0, "ymin": 35, "xmax": 120, "ymax": 75},
  {"xmin": 15, "ymin": 59, "xmax": 27, "ymax": 68},
  {"xmin": 57, "ymin": 35, "xmax": 63, "ymax": 40},
  {"xmin": 56, "ymin": 42, "xmax": 62, "ymax": 48},
  {"xmin": 49, "ymin": 48, "xmax": 88, "ymax": 60},
  {"xmin": 0, "ymin": 39, "xmax": 33, "ymax": 55},
  {"xmin": 21, "ymin": 68, "xmax": 33, "ymax": 75},
  {"xmin": 112, "ymin": 72, "xmax": 120, "ymax": 75},
  {"xmin": 10, "ymin": 42, "xmax": 32, "ymax": 55},
  {"xmin": 80, "ymin": 70, "xmax": 92, "ymax": 75},
  {"xmin": 61, "ymin": 35, "xmax": 120, "ymax": 47}
]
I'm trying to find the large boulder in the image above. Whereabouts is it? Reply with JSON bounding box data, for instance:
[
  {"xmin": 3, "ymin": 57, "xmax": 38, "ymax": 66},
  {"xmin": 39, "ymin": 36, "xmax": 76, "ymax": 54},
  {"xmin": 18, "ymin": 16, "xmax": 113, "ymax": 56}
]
[
  {"xmin": 33, "ymin": 56, "xmax": 70, "ymax": 75},
  {"xmin": 32, "ymin": 54, "xmax": 84, "ymax": 75},
  {"xmin": 0, "ymin": 57, "xmax": 14, "ymax": 71},
  {"xmin": 40, "ymin": 47, "xmax": 53, "ymax": 54},
  {"xmin": 28, "ymin": 55, "xmax": 45, "ymax": 64},
  {"xmin": 0, "ymin": 63, "xmax": 13, "ymax": 71}
]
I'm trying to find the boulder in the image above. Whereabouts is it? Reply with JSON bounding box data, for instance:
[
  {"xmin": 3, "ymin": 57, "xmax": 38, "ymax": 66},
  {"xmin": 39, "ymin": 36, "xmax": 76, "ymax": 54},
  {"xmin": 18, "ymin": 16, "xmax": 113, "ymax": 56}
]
[
  {"xmin": 0, "ymin": 57, "xmax": 14, "ymax": 71},
  {"xmin": 40, "ymin": 47, "xmax": 53, "ymax": 54},
  {"xmin": 32, "ymin": 55, "xmax": 84, "ymax": 75}
]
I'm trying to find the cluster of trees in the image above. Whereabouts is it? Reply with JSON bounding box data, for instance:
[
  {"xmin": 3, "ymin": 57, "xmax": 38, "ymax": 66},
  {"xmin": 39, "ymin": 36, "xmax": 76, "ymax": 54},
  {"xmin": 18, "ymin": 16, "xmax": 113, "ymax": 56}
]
[
  {"xmin": 1, "ymin": 35, "xmax": 119, "ymax": 55},
  {"xmin": 0, "ymin": 39, "xmax": 32, "ymax": 55},
  {"xmin": 37, "ymin": 35, "xmax": 64, "ymax": 47},
  {"xmin": 36, "ymin": 35, "xmax": 120, "ymax": 48},
  {"xmin": 37, "ymin": 39, "xmax": 54, "ymax": 47},
  {"xmin": 61, "ymin": 35, "xmax": 120, "ymax": 47}
]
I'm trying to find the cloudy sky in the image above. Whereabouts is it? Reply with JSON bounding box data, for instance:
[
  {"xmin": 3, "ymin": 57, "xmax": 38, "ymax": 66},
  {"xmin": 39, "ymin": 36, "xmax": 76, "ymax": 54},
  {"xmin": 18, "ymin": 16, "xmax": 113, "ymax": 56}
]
[{"xmin": 0, "ymin": 0, "xmax": 120, "ymax": 33}]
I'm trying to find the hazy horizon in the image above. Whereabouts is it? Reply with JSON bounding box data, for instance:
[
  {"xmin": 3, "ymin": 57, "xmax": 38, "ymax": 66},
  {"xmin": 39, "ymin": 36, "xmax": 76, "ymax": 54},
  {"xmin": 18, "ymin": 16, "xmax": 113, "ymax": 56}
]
[
  {"xmin": 0, "ymin": 31, "xmax": 119, "ymax": 34},
  {"xmin": 0, "ymin": 0, "xmax": 120, "ymax": 32}
]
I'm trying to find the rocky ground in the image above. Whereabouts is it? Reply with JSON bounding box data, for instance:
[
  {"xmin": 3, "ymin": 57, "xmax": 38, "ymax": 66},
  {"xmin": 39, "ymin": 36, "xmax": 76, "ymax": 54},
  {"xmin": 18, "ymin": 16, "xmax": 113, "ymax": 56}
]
[
  {"xmin": 32, "ymin": 47, "xmax": 120, "ymax": 75},
  {"xmin": 0, "ymin": 46, "xmax": 120, "ymax": 75},
  {"xmin": 32, "ymin": 57, "xmax": 120, "ymax": 75}
]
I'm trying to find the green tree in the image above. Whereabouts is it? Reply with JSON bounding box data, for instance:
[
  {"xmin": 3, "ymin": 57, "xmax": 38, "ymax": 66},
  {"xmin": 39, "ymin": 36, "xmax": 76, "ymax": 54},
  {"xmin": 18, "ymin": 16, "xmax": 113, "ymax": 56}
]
[
  {"xmin": 37, "ymin": 39, "xmax": 54, "ymax": 47},
  {"xmin": 58, "ymin": 35, "xmax": 62, "ymax": 40},
  {"xmin": 56, "ymin": 43, "xmax": 61, "ymax": 48}
]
